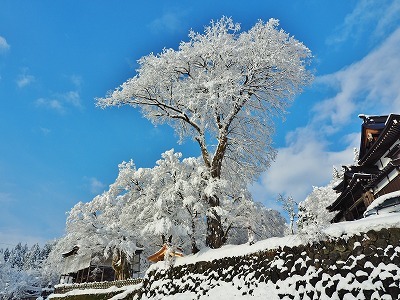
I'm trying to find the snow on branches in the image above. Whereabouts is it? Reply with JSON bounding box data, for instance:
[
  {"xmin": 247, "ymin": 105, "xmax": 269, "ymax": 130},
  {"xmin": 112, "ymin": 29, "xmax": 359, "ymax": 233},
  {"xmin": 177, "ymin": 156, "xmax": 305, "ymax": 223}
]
[
  {"xmin": 297, "ymin": 175, "xmax": 339, "ymax": 242},
  {"xmin": 0, "ymin": 243, "xmax": 54, "ymax": 299},
  {"xmin": 97, "ymin": 17, "xmax": 312, "ymax": 248},
  {"xmin": 97, "ymin": 17, "xmax": 312, "ymax": 182},
  {"xmin": 47, "ymin": 150, "xmax": 286, "ymax": 277}
]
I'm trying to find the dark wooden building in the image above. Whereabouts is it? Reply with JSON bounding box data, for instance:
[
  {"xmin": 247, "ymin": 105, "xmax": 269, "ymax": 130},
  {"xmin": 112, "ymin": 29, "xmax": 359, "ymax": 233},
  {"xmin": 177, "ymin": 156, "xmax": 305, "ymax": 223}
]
[
  {"xmin": 59, "ymin": 245, "xmax": 142, "ymax": 284},
  {"xmin": 328, "ymin": 114, "xmax": 400, "ymax": 222}
]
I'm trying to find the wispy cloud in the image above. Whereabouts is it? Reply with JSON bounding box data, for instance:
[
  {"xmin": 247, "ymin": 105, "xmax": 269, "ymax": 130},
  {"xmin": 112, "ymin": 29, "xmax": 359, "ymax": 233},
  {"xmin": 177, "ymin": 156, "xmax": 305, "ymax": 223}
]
[
  {"xmin": 374, "ymin": 0, "xmax": 400, "ymax": 38},
  {"xmin": 327, "ymin": 0, "xmax": 400, "ymax": 45},
  {"xmin": 0, "ymin": 36, "xmax": 10, "ymax": 53},
  {"xmin": 254, "ymin": 27, "xmax": 400, "ymax": 205},
  {"xmin": 35, "ymin": 90, "xmax": 83, "ymax": 114},
  {"xmin": 149, "ymin": 11, "xmax": 186, "ymax": 34},
  {"xmin": 84, "ymin": 177, "xmax": 106, "ymax": 195},
  {"xmin": 251, "ymin": 129, "xmax": 356, "ymax": 205},
  {"xmin": 64, "ymin": 91, "xmax": 83, "ymax": 109},
  {"xmin": 34, "ymin": 74, "xmax": 84, "ymax": 113},
  {"xmin": 39, "ymin": 127, "xmax": 51, "ymax": 135},
  {"xmin": 35, "ymin": 98, "xmax": 65, "ymax": 113},
  {"xmin": 16, "ymin": 70, "xmax": 35, "ymax": 88},
  {"xmin": 70, "ymin": 74, "xmax": 83, "ymax": 88},
  {"xmin": 317, "ymin": 27, "xmax": 400, "ymax": 126}
]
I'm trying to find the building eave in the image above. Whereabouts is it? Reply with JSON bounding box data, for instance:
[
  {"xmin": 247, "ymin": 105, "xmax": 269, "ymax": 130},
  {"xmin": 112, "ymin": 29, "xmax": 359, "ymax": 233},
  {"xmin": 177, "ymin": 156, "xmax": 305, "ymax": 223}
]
[
  {"xmin": 366, "ymin": 158, "xmax": 400, "ymax": 188},
  {"xmin": 359, "ymin": 114, "xmax": 400, "ymax": 166},
  {"xmin": 328, "ymin": 173, "xmax": 373, "ymax": 211}
]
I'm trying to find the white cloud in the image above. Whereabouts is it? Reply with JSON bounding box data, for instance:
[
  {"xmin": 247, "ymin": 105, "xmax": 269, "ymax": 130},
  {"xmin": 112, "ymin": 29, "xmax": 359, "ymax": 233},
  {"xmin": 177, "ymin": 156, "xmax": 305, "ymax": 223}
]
[
  {"xmin": 64, "ymin": 91, "xmax": 83, "ymax": 109},
  {"xmin": 16, "ymin": 73, "xmax": 35, "ymax": 88},
  {"xmin": 316, "ymin": 27, "xmax": 400, "ymax": 126},
  {"xmin": 35, "ymin": 90, "xmax": 83, "ymax": 113},
  {"xmin": 34, "ymin": 74, "xmax": 83, "ymax": 113},
  {"xmin": 251, "ymin": 128, "xmax": 356, "ymax": 205},
  {"xmin": 254, "ymin": 26, "xmax": 400, "ymax": 208},
  {"xmin": 35, "ymin": 98, "xmax": 65, "ymax": 114},
  {"xmin": 327, "ymin": 0, "xmax": 400, "ymax": 45},
  {"xmin": 70, "ymin": 74, "xmax": 83, "ymax": 88},
  {"xmin": 0, "ymin": 36, "xmax": 10, "ymax": 53},
  {"xmin": 374, "ymin": 0, "xmax": 400, "ymax": 38},
  {"xmin": 85, "ymin": 177, "xmax": 106, "ymax": 194},
  {"xmin": 149, "ymin": 12, "xmax": 185, "ymax": 34}
]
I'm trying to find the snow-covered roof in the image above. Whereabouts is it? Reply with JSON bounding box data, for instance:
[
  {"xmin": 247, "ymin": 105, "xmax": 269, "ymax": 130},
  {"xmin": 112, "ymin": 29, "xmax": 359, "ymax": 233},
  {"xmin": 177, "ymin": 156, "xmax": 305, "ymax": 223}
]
[
  {"xmin": 62, "ymin": 254, "xmax": 92, "ymax": 274},
  {"xmin": 62, "ymin": 245, "xmax": 79, "ymax": 258},
  {"xmin": 365, "ymin": 190, "xmax": 400, "ymax": 211}
]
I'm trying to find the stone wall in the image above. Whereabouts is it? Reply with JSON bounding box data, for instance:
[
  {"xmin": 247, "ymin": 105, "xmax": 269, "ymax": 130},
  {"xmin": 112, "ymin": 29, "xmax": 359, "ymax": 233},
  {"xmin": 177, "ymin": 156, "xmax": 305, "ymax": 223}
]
[
  {"xmin": 131, "ymin": 227, "xmax": 400, "ymax": 299},
  {"xmin": 54, "ymin": 278, "xmax": 143, "ymax": 294}
]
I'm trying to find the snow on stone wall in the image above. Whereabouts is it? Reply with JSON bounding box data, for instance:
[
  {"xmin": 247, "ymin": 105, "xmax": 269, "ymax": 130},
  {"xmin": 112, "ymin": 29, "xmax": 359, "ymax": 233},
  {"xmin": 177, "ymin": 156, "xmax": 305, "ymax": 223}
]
[{"xmin": 133, "ymin": 227, "xmax": 400, "ymax": 300}]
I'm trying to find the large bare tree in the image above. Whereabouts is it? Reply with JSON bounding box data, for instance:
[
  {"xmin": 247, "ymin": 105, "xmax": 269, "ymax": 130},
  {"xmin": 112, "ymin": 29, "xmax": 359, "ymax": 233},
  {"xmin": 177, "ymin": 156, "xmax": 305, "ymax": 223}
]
[{"xmin": 97, "ymin": 17, "xmax": 313, "ymax": 249}]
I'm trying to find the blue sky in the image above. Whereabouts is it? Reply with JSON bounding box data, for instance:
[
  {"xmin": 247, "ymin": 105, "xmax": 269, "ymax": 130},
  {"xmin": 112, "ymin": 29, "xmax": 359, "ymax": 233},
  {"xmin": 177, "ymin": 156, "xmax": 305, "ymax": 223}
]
[{"xmin": 1, "ymin": 0, "xmax": 400, "ymax": 247}]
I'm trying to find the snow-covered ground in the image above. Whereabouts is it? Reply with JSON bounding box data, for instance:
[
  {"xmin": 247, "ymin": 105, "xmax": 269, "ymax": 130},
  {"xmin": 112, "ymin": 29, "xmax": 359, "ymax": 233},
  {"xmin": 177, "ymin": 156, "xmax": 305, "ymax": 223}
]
[
  {"xmin": 169, "ymin": 212, "xmax": 400, "ymax": 267},
  {"xmin": 141, "ymin": 213, "xmax": 400, "ymax": 300},
  {"xmin": 49, "ymin": 213, "xmax": 400, "ymax": 300}
]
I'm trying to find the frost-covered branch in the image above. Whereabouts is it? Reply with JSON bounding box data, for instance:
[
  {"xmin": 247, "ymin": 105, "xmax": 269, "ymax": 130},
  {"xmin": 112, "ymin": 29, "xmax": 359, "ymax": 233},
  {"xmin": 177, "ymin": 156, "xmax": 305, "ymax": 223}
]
[{"xmin": 96, "ymin": 16, "xmax": 312, "ymax": 249}]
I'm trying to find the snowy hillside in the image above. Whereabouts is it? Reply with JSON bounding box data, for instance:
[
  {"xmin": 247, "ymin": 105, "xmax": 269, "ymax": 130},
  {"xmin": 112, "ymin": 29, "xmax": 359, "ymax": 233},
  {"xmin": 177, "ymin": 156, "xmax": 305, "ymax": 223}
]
[
  {"xmin": 51, "ymin": 213, "xmax": 400, "ymax": 300},
  {"xmin": 135, "ymin": 213, "xmax": 400, "ymax": 300}
]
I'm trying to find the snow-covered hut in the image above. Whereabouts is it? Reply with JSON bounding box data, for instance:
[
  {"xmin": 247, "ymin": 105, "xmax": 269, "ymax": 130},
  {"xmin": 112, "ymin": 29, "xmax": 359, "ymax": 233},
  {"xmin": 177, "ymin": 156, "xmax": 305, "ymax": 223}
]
[
  {"xmin": 59, "ymin": 245, "xmax": 143, "ymax": 284},
  {"xmin": 328, "ymin": 114, "xmax": 400, "ymax": 222}
]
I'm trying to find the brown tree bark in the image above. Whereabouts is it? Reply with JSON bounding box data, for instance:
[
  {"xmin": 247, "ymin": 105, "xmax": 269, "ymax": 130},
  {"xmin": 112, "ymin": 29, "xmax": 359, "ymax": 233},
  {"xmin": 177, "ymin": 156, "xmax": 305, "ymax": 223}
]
[
  {"xmin": 204, "ymin": 133, "xmax": 227, "ymax": 249},
  {"xmin": 205, "ymin": 195, "xmax": 224, "ymax": 249},
  {"xmin": 112, "ymin": 249, "xmax": 131, "ymax": 281}
]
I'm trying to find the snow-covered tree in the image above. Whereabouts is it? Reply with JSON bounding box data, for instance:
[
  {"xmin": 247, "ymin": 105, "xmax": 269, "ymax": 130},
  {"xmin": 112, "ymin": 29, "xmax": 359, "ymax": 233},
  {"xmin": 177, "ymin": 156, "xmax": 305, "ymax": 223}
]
[
  {"xmin": 47, "ymin": 149, "xmax": 288, "ymax": 279},
  {"xmin": 45, "ymin": 195, "xmax": 141, "ymax": 280},
  {"xmin": 0, "ymin": 257, "xmax": 42, "ymax": 300},
  {"xmin": 277, "ymin": 194, "xmax": 298, "ymax": 235},
  {"xmin": 297, "ymin": 171, "xmax": 340, "ymax": 241},
  {"xmin": 97, "ymin": 17, "xmax": 313, "ymax": 248},
  {"xmin": 45, "ymin": 150, "xmax": 204, "ymax": 278},
  {"xmin": 136, "ymin": 150, "xmax": 207, "ymax": 254},
  {"xmin": 227, "ymin": 201, "xmax": 286, "ymax": 245},
  {"xmin": 3, "ymin": 248, "xmax": 10, "ymax": 261},
  {"xmin": 7, "ymin": 243, "xmax": 27, "ymax": 270},
  {"xmin": 0, "ymin": 243, "xmax": 53, "ymax": 300},
  {"xmin": 23, "ymin": 243, "xmax": 42, "ymax": 271}
]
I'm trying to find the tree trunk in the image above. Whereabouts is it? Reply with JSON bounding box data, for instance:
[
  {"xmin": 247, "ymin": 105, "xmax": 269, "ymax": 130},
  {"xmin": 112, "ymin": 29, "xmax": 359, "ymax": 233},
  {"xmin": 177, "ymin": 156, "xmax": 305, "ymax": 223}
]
[
  {"xmin": 189, "ymin": 212, "xmax": 200, "ymax": 254},
  {"xmin": 205, "ymin": 135, "xmax": 228, "ymax": 249},
  {"xmin": 112, "ymin": 249, "xmax": 131, "ymax": 281},
  {"xmin": 205, "ymin": 195, "xmax": 224, "ymax": 249},
  {"xmin": 196, "ymin": 130, "xmax": 228, "ymax": 249}
]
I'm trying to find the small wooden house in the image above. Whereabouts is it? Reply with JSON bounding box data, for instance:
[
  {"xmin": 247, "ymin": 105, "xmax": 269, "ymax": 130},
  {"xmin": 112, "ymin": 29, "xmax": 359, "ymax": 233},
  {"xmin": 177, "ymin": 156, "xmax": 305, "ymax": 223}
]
[
  {"xmin": 59, "ymin": 245, "xmax": 143, "ymax": 284},
  {"xmin": 328, "ymin": 114, "xmax": 400, "ymax": 222}
]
